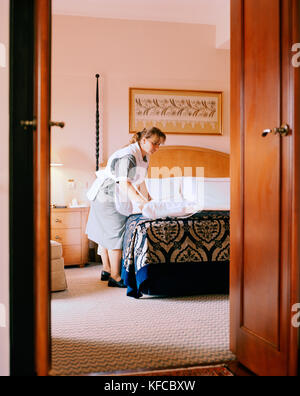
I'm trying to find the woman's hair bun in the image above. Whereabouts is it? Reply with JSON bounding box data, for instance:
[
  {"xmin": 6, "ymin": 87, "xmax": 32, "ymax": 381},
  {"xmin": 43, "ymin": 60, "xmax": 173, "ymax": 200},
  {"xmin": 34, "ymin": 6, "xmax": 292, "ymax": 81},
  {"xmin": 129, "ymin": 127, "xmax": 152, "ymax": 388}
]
[{"xmin": 129, "ymin": 127, "xmax": 166, "ymax": 145}]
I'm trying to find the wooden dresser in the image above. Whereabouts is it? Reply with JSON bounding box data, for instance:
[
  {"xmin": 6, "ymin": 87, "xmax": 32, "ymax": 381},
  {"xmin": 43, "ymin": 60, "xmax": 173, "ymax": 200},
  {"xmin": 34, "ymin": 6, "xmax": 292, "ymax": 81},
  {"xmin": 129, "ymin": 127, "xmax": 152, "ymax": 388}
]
[{"xmin": 51, "ymin": 207, "xmax": 90, "ymax": 267}]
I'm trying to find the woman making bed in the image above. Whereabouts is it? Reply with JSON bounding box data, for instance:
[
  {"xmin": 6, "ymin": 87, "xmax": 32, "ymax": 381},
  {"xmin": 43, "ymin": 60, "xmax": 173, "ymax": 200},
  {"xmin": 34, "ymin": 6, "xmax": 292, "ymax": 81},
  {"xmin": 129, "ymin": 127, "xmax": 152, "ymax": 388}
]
[{"xmin": 86, "ymin": 127, "xmax": 166, "ymax": 288}]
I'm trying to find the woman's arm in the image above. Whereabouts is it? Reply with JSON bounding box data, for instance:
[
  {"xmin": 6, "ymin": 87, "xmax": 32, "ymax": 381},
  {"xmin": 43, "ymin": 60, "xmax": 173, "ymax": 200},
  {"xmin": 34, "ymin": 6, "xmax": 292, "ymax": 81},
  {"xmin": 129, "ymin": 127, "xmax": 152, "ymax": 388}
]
[
  {"xmin": 119, "ymin": 180, "xmax": 149, "ymax": 208},
  {"xmin": 138, "ymin": 180, "xmax": 152, "ymax": 202}
]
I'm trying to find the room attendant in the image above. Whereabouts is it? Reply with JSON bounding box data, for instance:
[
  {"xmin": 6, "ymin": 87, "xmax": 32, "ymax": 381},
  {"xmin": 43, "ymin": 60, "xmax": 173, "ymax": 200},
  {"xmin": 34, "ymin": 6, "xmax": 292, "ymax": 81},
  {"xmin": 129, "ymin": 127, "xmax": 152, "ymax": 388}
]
[{"xmin": 86, "ymin": 127, "xmax": 166, "ymax": 287}]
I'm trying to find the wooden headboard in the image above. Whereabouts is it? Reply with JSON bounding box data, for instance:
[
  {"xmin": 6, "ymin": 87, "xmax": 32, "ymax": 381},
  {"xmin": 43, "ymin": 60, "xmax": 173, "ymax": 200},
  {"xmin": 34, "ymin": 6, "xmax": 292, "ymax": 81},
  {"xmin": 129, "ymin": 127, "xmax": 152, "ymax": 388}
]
[{"xmin": 148, "ymin": 146, "xmax": 230, "ymax": 178}]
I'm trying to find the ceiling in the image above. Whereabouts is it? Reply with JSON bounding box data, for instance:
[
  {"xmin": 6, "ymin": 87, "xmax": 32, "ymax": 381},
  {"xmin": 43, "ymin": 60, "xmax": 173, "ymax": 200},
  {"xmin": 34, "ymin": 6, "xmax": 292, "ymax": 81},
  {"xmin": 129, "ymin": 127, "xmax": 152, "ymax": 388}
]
[{"xmin": 52, "ymin": 0, "xmax": 230, "ymax": 49}]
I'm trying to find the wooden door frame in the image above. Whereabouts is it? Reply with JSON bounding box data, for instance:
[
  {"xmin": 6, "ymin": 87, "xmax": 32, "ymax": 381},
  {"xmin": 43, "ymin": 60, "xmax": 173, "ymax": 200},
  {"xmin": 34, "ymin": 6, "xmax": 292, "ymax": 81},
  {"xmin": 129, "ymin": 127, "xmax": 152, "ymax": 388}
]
[
  {"xmin": 290, "ymin": 0, "xmax": 300, "ymax": 376},
  {"xmin": 230, "ymin": 0, "xmax": 300, "ymax": 376},
  {"xmin": 34, "ymin": 0, "xmax": 52, "ymax": 377}
]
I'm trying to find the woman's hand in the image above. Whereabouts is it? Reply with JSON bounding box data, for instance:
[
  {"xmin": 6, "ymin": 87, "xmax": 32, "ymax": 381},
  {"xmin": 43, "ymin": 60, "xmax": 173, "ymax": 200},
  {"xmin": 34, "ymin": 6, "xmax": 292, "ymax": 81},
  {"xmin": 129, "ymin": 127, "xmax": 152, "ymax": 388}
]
[
  {"xmin": 119, "ymin": 181, "xmax": 150, "ymax": 211},
  {"xmin": 137, "ymin": 202, "xmax": 145, "ymax": 211}
]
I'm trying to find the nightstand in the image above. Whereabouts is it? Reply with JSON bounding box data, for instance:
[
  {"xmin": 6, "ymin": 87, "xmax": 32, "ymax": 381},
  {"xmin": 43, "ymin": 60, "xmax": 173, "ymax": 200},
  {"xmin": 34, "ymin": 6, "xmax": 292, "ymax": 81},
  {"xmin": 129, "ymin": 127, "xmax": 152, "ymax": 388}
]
[{"xmin": 51, "ymin": 207, "xmax": 90, "ymax": 267}]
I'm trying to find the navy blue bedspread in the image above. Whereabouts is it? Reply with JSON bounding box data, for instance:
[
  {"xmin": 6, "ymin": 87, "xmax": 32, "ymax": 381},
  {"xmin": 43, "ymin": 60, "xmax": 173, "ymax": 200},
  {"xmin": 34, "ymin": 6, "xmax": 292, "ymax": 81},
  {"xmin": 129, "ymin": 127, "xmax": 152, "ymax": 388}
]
[{"xmin": 121, "ymin": 211, "xmax": 230, "ymax": 298}]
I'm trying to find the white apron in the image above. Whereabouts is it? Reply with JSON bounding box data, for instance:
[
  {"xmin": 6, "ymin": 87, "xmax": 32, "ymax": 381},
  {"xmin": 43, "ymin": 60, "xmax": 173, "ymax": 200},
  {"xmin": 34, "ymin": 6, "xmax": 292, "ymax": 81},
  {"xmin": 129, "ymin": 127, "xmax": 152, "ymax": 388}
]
[{"xmin": 87, "ymin": 142, "xmax": 149, "ymax": 216}]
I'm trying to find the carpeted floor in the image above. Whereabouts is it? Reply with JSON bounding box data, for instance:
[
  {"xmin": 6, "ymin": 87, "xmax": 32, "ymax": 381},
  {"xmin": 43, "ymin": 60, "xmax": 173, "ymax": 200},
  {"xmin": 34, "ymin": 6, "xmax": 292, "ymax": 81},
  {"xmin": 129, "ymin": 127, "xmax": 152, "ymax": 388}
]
[
  {"xmin": 50, "ymin": 264, "xmax": 235, "ymax": 376},
  {"xmin": 113, "ymin": 364, "xmax": 234, "ymax": 376}
]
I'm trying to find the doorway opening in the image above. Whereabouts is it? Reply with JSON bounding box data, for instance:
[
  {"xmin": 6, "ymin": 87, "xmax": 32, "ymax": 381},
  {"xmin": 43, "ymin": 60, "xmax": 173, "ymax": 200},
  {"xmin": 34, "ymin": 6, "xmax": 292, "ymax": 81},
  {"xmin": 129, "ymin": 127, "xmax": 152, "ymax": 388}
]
[{"xmin": 49, "ymin": 0, "xmax": 232, "ymax": 376}]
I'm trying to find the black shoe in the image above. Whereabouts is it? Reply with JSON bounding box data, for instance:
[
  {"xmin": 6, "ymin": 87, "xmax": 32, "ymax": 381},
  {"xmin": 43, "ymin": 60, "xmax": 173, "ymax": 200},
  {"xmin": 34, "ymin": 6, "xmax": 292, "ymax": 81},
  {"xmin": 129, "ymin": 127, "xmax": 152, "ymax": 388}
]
[
  {"xmin": 108, "ymin": 277, "xmax": 126, "ymax": 288},
  {"xmin": 101, "ymin": 271, "xmax": 111, "ymax": 281}
]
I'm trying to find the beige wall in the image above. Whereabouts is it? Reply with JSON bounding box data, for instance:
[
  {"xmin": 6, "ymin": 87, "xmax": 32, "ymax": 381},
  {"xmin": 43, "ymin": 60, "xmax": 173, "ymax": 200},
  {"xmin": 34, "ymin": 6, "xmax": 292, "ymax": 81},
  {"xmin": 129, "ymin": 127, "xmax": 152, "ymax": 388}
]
[
  {"xmin": 51, "ymin": 15, "xmax": 230, "ymax": 206},
  {"xmin": 0, "ymin": 0, "xmax": 10, "ymax": 377}
]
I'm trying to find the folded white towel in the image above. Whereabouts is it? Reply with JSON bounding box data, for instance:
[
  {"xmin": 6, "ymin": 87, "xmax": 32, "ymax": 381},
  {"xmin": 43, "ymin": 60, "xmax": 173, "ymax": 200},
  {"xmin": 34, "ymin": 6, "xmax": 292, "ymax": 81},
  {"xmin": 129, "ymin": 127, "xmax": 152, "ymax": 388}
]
[{"xmin": 142, "ymin": 200, "xmax": 203, "ymax": 220}]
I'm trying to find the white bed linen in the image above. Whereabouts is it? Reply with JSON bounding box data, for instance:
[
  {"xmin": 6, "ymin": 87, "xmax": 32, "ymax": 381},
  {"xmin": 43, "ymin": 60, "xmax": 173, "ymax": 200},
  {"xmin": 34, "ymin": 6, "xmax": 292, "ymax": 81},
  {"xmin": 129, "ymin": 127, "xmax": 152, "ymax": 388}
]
[{"xmin": 145, "ymin": 177, "xmax": 230, "ymax": 210}]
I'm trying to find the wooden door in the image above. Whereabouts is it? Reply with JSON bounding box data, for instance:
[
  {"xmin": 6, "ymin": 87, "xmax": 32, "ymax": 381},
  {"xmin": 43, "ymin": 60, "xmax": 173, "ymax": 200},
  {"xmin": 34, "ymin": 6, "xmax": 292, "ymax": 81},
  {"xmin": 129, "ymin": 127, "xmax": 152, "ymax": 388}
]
[
  {"xmin": 9, "ymin": 0, "xmax": 52, "ymax": 376},
  {"xmin": 230, "ymin": 0, "xmax": 300, "ymax": 376},
  {"xmin": 10, "ymin": 0, "xmax": 35, "ymax": 376}
]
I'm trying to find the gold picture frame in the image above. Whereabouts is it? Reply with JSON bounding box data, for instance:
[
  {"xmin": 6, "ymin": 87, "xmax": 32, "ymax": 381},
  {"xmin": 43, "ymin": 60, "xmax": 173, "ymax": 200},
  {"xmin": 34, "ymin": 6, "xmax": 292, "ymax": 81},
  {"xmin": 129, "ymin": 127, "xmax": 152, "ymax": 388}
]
[{"xmin": 129, "ymin": 88, "xmax": 223, "ymax": 135}]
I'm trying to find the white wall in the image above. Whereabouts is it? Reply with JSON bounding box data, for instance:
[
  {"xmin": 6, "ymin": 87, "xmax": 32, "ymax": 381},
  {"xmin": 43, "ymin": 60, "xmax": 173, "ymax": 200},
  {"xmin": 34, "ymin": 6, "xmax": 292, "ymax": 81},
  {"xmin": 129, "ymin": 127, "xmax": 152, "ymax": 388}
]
[
  {"xmin": 0, "ymin": 0, "xmax": 10, "ymax": 377},
  {"xmin": 216, "ymin": 0, "xmax": 230, "ymax": 49},
  {"xmin": 51, "ymin": 16, "xmax": 230, "ymax": 206}
]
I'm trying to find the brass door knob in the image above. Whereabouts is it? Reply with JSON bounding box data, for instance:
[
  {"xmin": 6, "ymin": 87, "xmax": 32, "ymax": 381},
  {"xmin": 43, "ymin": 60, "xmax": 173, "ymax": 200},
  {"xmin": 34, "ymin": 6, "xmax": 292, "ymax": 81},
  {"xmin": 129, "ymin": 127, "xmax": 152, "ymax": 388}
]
[
  {"xmin": 262, "ymin": 124, "xmax": 290, "ymax": 137},
  {"xmin": 21, "ymin": 119, "xmax": 65, "ymax": 130},
  {"xmin": 50, "ymin": 121, "xmax": 65, "ymax": 128},
  {"xmin": 273, "ymin": 124, "xmax": 289, "ymax": 137},
  {"xmin": 20, "ymin": 119, "xmax": 37, "ymax": 130}
]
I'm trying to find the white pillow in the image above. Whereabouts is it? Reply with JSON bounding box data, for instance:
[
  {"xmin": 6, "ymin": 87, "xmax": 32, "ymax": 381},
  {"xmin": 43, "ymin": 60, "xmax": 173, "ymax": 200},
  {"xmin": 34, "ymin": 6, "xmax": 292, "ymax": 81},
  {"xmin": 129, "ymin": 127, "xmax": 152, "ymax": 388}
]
[
  {"xmin": 202, "ymin": 178, "xmax": 230, "ymax": 210},
  {"xmin": 145, "ymin": 177, "xmax": 230, "ymax": 210},
  {"xmin": 145, "ymin": 178, "xmax": 183, "ymax": 202}
]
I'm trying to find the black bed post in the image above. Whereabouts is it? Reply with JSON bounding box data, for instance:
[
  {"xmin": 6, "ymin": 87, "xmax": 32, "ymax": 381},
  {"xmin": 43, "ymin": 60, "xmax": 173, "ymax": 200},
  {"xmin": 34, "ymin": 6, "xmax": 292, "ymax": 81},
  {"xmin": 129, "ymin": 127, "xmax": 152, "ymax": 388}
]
[{"xmin": 95, "ymin": 74, "xmax": 100, "ymax": 171}]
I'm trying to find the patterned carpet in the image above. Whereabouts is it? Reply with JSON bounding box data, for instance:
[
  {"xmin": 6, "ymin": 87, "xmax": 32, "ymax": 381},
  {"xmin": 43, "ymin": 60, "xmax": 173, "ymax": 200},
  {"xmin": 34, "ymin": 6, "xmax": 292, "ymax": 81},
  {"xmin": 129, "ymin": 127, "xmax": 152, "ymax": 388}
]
[
  {"xmin": 50, "ymin": 264, "xmax": 235, "ymax": 376},
  {"xmin": 116, "ymin": 364, "xmax": 234, "ymax": 376}
]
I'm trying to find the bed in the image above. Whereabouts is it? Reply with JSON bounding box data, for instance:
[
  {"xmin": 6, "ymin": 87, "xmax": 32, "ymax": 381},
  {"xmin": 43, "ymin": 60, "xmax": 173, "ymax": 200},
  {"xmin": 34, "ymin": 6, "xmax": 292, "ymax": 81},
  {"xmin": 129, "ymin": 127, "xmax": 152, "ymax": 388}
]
[{"xmin": 121, "ymin": 146, "xmax": 230, "ymax": 298}]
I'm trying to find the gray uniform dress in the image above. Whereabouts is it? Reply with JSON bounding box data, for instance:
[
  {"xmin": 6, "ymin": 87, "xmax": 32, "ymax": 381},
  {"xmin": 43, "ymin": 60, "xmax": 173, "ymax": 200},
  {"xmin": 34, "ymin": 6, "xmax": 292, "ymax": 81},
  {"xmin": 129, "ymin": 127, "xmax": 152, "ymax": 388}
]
[{"xmin": 86, "ymin": 153, "xmax": 147, "ymax": 250}]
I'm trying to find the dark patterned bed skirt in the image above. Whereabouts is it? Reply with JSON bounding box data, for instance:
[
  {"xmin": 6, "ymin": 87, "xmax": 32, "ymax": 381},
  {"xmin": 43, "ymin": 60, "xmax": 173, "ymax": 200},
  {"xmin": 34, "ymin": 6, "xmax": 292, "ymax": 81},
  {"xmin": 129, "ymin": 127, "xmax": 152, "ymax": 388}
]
[{"xmin": 121, "ymin": 211, "xmax": 230, "ymax": 298}]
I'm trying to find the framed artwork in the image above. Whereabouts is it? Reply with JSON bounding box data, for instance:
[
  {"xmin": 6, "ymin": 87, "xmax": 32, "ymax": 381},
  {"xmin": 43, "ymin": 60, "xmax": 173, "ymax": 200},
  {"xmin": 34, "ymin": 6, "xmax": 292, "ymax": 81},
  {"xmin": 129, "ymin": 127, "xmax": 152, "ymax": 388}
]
[{"xmin": 129, "ymin": 88, "xmax": 223, "ymax": 135}]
